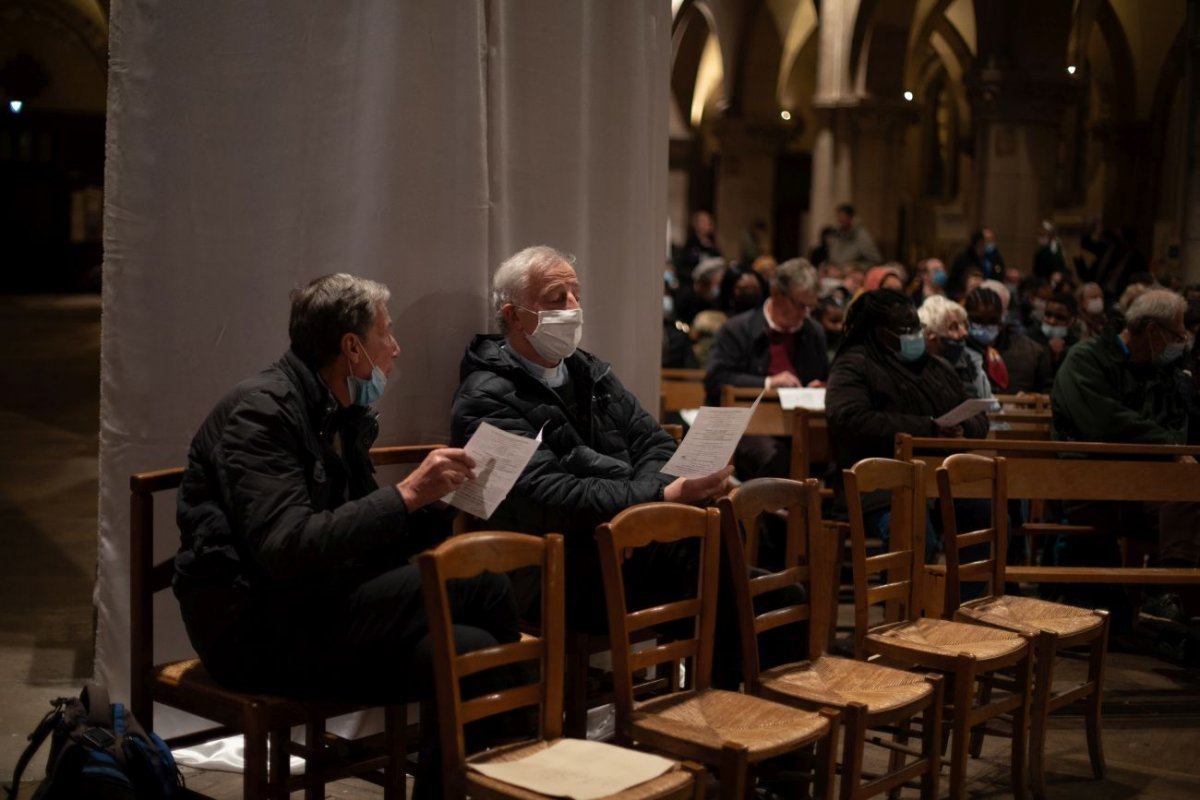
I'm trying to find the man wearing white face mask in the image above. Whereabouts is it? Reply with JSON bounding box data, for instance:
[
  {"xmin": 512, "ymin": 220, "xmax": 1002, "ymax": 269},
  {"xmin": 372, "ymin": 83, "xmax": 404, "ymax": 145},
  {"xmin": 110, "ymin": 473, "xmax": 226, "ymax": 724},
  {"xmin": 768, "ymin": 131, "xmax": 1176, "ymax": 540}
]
[{"xmin": 452, "ymin": 245, "xmax": 733, "ymax": 629}]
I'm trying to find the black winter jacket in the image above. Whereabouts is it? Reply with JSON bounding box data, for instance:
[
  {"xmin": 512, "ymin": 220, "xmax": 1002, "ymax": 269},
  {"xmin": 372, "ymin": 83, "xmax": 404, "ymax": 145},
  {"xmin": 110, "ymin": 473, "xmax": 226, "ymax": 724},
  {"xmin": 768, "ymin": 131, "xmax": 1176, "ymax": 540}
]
[
  {"xmin": 704, "ymin": 308, "xmax": 828, "ymax": 405},
  {"xmin": 174, "ymin": 351, "xmax": 448, "ymax": 679},
  {"xmin": 827, "ymin": 343, "xmax": 989, "ymax": 510},
  {"xmin": 451, "ymin": 336, "xmax": 675, "ymax": 545}
]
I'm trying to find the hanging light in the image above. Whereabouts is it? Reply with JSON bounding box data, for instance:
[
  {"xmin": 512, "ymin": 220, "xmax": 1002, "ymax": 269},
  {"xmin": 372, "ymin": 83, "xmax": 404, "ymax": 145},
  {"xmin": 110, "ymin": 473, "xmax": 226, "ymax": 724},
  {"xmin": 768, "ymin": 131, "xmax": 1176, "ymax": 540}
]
[
  {"xmin": 8, "ymin": 100, "xmax": 22, "ymax": 114},
  {"xmin": 903, "ymin": 91, "xmax": 914, "ymax": 102},
  {"xmin": 1067, "ymin": 65, "xmax": 1077, "ymax": 75},
  {"xmin": 780, "ymin": 110, "xmax": 792, "ymax": 121}
]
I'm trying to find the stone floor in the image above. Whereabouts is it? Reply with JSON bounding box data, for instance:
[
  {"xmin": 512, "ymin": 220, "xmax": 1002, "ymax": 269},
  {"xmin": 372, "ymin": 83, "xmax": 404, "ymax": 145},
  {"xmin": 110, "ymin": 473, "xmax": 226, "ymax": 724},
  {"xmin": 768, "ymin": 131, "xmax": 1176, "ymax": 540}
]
[{"xmin": 0, "ymin": 295, "xmax": 1197, "ymax": 798}]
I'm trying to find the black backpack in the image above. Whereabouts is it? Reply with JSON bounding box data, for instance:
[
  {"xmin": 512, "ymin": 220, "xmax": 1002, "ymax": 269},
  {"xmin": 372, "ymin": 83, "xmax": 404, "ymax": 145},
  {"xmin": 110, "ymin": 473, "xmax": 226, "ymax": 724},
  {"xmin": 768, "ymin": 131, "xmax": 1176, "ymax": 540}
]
[{"xmin": 5, "ymin": 684, "xmax": 183, "ymax": 800}]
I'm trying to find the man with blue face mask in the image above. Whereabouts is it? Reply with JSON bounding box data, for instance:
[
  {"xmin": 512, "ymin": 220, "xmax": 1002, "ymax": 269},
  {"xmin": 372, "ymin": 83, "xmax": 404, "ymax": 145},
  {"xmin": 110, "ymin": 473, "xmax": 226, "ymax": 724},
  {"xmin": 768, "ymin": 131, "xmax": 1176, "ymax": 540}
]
[
  {"xmin": 175, "ymin": 274, "xmax": 520, "ymax": 797},
  {"xmin": 453, "ymin": 246, "xmax": 733, "ymax": 632}
]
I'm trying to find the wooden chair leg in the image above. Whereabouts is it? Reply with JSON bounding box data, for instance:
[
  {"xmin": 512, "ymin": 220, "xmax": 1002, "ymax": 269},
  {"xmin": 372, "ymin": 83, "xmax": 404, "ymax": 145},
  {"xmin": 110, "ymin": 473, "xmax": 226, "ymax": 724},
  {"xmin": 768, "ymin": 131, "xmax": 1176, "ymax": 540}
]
[
  {"xmin": 1010, "ymin": 649, "xmax": 1033, "ymax": 800},
  {"xmin": 243, "ymin": 709, "xmax": 268, "ymax": 800},
  {"xmin": 949, "ymin": 662, "xmax": 974, "ymax": 800},
  {"xmin": 968, "ymin": 678, "xmax": 991, "ymax": 758},
  {"xmin": 1028, "ymin": 633, "xmax": 1056, "ymax": 800},
  {"xmin": 269, "ymin": 727, "xmax": 290, "ymax": 800},
  {"xmin": 564, "ymin": 631, "xmax": 590, "ymax": 738},
  {"xmin": 303, "ymin": 721, "xmax": 324, "ymax": 800},
  {"xmin": 816, "ymin": 709, "xmax": 840, "ymax": 800},
  {"xmin": 920, "ymin": 675, "xmax": 944, "ymax": 800},
  {"xmin": 885, "ymin": 714, "xmax": 909, "ymax": 800},
  {"xmin": 839, "ymin": 704, "xmax": 867, "ymax": 800},
  {"xmin": 717, "ymin": 744, "xmax": 749, "ymax": 800},
  {"xmin": 1086, "ymin": 616, "xmax": 1110, "ymax": 779},
  {"xmin": 384, "ymin": 704, "xmax": 408, "ymax": 800}
]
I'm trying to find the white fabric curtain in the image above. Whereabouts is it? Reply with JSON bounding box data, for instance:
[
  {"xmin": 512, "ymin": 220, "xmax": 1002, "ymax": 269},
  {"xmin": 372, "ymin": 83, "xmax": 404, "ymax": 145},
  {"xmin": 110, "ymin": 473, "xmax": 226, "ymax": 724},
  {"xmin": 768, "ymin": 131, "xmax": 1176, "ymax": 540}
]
[{"xmin": 98, "ymin": 0, "xmax": 669, "ymax": 737}]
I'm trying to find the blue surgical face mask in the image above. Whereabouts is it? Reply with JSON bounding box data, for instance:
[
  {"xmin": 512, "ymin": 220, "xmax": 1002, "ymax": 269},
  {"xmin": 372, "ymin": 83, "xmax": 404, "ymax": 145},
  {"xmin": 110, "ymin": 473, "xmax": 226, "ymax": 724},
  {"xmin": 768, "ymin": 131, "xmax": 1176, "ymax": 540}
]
[
  {"xmin": 1041, "ymin": 323, "xmax": 1068, "ymax": 340},
  {"xmin": 346, "ymin": 344, "xmax": 387, "ymax": 406},
  {"xmin": 932, "ymin": 270, "xmax": 948, "ymax": 287},
  {"xmin": 940, "ymin": 337, "xmax": 965, "ymax": 363},
  {"xmin": 1154, "ymin": 329, "xmax": 1192, "ymax": 367},
  {"xmin": 985, "ymin": 242, "xmax": 997, "ymax": 255},
  {"xmin": 970, "ymin": 323, "xmax": 1000, "ymax": 345},
  {"xmin": 897, "ymin": 332, "xmax": 926, "ymax": 362},
  {"xmin": 663, "ymin": 295, "xmax": 674, "ymax": 317}
]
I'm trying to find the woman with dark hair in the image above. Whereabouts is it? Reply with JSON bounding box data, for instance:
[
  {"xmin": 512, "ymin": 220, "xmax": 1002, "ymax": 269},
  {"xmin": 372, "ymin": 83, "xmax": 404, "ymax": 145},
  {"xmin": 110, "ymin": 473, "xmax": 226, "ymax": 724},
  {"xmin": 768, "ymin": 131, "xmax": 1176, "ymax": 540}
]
[
  {"xmin": 964, "ymin": 286, "xmax": 1052, "ymax": 393},
  {"xmin": 827, "ymin": 289, "xmax": 990, "ymax": 556}
]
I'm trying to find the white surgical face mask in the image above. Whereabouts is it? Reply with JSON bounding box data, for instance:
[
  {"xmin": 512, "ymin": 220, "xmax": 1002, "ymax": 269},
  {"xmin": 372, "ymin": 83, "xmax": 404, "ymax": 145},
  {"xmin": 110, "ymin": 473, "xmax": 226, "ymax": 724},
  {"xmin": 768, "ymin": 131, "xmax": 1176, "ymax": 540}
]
[
  {"xmin": 1086, "ymin": 298, "xmax": 1104, "ymax": 315},
  {"xmin": 521, "ymin": 307, "xmax": 583, "ymax": 363}
]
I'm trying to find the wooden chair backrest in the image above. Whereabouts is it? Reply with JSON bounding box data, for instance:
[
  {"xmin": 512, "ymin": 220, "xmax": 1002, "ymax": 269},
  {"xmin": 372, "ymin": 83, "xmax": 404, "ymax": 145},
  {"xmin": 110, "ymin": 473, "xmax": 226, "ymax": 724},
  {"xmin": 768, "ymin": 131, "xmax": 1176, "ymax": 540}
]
[
  {"xmin": 596, "ymin": 503, "xmax": 721, "ymax": 719},
  {"xmin": 718, "ymin": 386, "xmax": 831, "ymax": 478},
  {"xmin": 661, "ymin": 368, "xmax": 706, "ymax": 418},
  {"xmin": 129, "ymin": 444, "xmax": 443, "ymax": 720},
  {"xmin": 417, "ymin": 532, "xmax": 564, "ymax": 788},
  {"xmin": 843, "ymin": 458, "xmax": 927, "ymax": 658},
  {"xmin": 718, "ymin": 479, "xmax": 831, "ymax": 690},
  {"xmin": 935, "ymin": 454, "xmax": 1009, "ymax": 617},
  {"xmin": 894, "ymin": 435, "xmax": 1200, "ymax": 501}
]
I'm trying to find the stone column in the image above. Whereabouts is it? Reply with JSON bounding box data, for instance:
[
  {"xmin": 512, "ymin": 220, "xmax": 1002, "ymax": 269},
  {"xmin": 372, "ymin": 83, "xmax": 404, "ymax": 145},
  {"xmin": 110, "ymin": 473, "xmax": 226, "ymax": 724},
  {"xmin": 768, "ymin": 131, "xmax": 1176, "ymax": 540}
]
[
  {"xmin": 711, "ymin": 117, "xmax": 792, "ymax": 261},
  {"xmin": 1182, "ymin": 0, "xmax": 1200, "ymax": 283},
  {"xmin": 846, "ymin": 101, "xmax": 920, "ymax": 262},
  {"xmin": 807, "ymin": 0, "xmax": 860, "ymax": 250},
  {"xmin": 968, "ymin": 67, "xmax": 1073, "ymax": 273}
]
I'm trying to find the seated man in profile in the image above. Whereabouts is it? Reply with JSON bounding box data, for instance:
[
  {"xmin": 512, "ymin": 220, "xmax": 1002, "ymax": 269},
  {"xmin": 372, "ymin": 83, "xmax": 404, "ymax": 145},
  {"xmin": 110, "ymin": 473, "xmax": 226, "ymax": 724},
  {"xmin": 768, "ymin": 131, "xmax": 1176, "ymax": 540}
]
[
  {"xmin": 1052, "ymin": 289, "xmax": 1197, "ymax": 624},
  {"xmin": 704, "ymin": 257, "xmax": 828, "ymax": 480},
  {"xmin": 174, "ymin": 274, "xmax": 521, "ymax": 794},
  {"xmin": 451, "ymin": 245, "xmax": 732, "ymax": 630}
]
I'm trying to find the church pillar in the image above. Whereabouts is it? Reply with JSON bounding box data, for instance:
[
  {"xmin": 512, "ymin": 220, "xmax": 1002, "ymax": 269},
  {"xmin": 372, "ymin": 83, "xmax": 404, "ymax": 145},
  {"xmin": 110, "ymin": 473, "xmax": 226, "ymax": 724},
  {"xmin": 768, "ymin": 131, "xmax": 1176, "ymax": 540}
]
[
  {"xmin": 1181, "ymin": 0, "xmax": 1200, "ymax": 282},
  {"xmin": 711, "ymin": 117, "xmax": 791, "ymax": 262}
]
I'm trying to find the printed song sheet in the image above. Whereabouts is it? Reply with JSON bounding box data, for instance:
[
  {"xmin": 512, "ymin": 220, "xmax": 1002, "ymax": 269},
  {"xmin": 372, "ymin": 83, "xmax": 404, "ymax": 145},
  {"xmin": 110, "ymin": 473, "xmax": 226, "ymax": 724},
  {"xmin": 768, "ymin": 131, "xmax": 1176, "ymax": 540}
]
[
  {"xmin": 442, "ymin": 422, "xmax": 542, "ymax": 519},
  {"xmin": 661, "ymin": 390, "xmax": 764, "ymax": 478},
  {"xmin": 467, "ymin": 738, "xmax": 676, "ymax": 800},
  {"xmin": 776, "ymin": 387, "xmax": 826, "ymax": 411},
  {"xmin": 933, "ymin": 398, "xmax": 995, "ymax": 429}
]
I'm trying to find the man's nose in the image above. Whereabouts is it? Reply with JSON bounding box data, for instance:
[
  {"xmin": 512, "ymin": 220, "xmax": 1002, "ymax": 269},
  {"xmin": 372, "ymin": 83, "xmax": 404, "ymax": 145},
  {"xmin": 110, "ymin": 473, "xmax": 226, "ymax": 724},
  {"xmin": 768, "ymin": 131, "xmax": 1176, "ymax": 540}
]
[{"xmin": 566, "ymin": 292, "xmax": 581, "ymax": 309}]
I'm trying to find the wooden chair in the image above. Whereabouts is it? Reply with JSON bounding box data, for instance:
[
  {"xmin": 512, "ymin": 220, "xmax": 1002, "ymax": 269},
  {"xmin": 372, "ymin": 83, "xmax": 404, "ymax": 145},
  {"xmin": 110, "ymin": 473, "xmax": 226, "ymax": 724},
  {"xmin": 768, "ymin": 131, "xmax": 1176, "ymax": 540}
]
[
  {"xmin": 417, "ymin": 531, "xmax": 698, "ymax": 800},
  {"xmin": 844, "ymin": 458, "xmax": 1034, "ymax": 800},
  {"xmin": 719, "ymin": 478, "xmax": 943, "ymax": 800},
  {"xmin": 993, "ymin": 393, "xmax": 1050, "ymax": 412},
  {"xmin": 130, "ymin": 445, "xmax": 440, "ymax": 799},
  {"xmin": 719, "ymin": 385, "xmax": 832, "ymax": 484},
  {"xmin": 936, "ymin": 454, "xmax": 1109, "ymax": 800},
  {"xmin": 596, "ymin": 502, "xmax": 839, "ymax": 799}
]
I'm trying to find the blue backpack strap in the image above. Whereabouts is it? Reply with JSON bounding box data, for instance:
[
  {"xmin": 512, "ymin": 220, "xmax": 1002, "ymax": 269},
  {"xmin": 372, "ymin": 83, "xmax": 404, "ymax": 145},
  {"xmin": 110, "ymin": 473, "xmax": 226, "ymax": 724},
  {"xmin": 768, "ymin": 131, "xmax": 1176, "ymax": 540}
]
[{"xmin": 4, "ymin": 698, "xmax": 70, "ymax": 800}]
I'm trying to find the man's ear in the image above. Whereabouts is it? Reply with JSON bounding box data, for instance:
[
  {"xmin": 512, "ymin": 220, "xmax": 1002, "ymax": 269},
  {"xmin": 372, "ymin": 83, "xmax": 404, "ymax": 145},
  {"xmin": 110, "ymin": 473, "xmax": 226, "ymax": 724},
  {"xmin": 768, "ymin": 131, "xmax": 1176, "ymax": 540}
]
[
  {"xmin": 502, "ymin": 304, "xmax": 523, "ymax": 332},
  {"xmin": 340, "ymin": 332, "xmax": 361, "ymax": 363}
]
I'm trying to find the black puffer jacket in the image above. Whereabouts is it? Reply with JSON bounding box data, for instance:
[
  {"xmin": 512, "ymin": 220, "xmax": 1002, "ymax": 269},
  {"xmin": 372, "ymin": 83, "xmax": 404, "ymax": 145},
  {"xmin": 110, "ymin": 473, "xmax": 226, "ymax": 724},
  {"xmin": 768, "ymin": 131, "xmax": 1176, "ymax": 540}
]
[
  {"xmin": 451, "ymin": 336, "xmax": 675, "ymax": 545},
  {"xmin": 704, "ymin": 308, "xmax": 828, "ymax": 405},
  {"xmin": 827, "ymin": 343, "xmax": 989, "ymax": 510},
  {"xmin": 174, "ymin": 350, "xmax": 449, "ymax": 675}
]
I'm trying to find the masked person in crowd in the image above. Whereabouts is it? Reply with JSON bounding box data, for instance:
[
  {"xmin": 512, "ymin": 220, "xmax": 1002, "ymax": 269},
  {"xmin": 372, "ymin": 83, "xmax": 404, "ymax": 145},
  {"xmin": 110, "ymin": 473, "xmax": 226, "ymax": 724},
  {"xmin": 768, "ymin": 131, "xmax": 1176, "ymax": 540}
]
[
  {"xmin": 826, "ymin": 289, "xmax": 989, "ymax": 557},
  {"xmin": 964, "ymin": 285, "xmax": 1052, "ymax": 394},
  {"xmin": 174, "ymin": 274, "xmax": 522, "ymax": 798},
  {"xmin": 1077, "ymin": 281, "xmax": 1108, "ymax": 338},
  {"xmin": 451, "ymin": 245, "xmax": 732, "ymax": 630},
  {"xmin": 1027, "ymin": 291, "xmax": 1081, "ymax": 377},
  {"xmin": 717, "ymin": 265, "xmax": 768, "ymax": 316},
  {"xmin": 919, "ymin": 295, "xmax": 995, "ymax": 405}
]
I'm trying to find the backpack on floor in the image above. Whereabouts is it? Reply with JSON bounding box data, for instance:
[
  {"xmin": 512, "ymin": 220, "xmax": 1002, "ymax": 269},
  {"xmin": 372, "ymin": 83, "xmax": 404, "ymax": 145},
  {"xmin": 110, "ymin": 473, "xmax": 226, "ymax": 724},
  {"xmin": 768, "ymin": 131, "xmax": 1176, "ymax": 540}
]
[{"xmin": 4, "ymin": 683, "xmax": 183, "ymax": 800}]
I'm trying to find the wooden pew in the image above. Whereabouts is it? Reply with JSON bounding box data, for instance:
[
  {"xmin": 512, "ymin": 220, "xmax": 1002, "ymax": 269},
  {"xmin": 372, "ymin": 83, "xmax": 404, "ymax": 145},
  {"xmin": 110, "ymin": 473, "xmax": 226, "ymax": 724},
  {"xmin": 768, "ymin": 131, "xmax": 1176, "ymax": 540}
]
[
  {"xmin": 660, "ymin": 368, "xmax": 705, "ymax": 421},
  {"xmin": 719, "ymin": 385, "xmax": 831, "ymax": 483},
  {"xmin": 993, "ymin": 392, "xmax": 1050, "ymax": 412},
  {"xmin": 893, "ymin": 434, "xmax": 1200, "ymax": 611}
]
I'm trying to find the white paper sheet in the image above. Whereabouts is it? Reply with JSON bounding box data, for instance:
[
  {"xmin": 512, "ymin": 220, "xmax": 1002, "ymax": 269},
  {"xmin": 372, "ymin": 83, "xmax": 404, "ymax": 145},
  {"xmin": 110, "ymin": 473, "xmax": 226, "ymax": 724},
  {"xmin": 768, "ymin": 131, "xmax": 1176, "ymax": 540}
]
[
  {"xmin": 776, "ymin": 387, "xmax": 826, "ymax": 411},
  {"xmin": 468, "ymin": 738, "xmax": 676, "ymax": 800},
  {"xmin": 442, "ymin": 422, "xmax": 542, "ymax": 519},
  {"xmin": 933, "ymin": 398, "xmax": 996, "ymax": 429},
  {"xmin": 661, "ymin": 390, "xmax": 763, "ymax": 478}
]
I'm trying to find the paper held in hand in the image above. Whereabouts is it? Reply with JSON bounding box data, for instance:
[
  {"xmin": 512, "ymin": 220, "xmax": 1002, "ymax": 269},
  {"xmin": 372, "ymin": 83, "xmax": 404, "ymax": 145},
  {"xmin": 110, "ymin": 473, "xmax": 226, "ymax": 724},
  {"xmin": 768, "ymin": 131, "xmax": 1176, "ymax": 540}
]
[
  {"xmin": 442, "ymin": 422, "xmax": 542, "ymax": 519},
  {"xmin": 933, "ymin": 398, "xmax": 996, "ymax": 429},
  {"xmin": 467, "ymin": 738, "xmax": 677, "ymax": 800},
  {"xmin": 661, "ymin": 389, "xmax": 764, "ymax": 478},
  {"xmin": 777, "ymin": 386, "xmax": 826, "ymax": 411}
]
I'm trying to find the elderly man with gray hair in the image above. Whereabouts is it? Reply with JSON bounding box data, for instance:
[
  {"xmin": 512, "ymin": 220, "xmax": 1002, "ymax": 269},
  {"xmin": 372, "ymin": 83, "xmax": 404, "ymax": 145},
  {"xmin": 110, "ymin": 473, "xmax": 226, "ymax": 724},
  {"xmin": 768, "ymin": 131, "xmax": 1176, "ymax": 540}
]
[
  {"xmin": 451, "ymin": 245, "xmax": 732, "ymax": 630},
  {"xmin": 1051, "ymin": 289, "xmax": 1198, "ymax": 627},
  {"xmin": 703, "ymin": 257, "xmax": 828, "ymax": 480}
]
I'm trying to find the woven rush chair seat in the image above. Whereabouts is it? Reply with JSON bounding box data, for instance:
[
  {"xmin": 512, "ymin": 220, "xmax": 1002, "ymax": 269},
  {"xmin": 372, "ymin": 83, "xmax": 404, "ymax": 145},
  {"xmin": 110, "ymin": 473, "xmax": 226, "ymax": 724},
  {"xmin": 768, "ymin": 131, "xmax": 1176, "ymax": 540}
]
[
  {"xmin": 466, "ymin": 739, "xmax": 696, "ymax": 800},
  {"xmin": 757, "ymin": 657, "xmax": 933, "ymax": 715},
  {"xmin": 868, "ymin": 617, "xmax": 1025, "ymax": 662},
  {"xmin": 958, "ymin": 595, "xmax": 1106, "ymax": 638},
  {"xmin": 631, "ymin": 689, "xmax": 830, "ymax": 761}
]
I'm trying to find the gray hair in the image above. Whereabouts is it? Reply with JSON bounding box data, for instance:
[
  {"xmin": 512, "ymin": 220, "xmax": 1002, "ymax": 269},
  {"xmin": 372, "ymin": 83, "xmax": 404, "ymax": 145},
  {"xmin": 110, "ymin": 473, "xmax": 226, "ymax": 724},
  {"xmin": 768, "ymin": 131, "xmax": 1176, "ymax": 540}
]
[
  {"xmin": 492, "ymin": 245, "xmax": 576, "ymax": 332},
  {"xmin": 1125, "ymin": 289, "xmax": 1186, "ymax": 334},
  {"xmin": 771, "ymin": 258, "xmax": 818, "ymax": 295},
  {"xmin": 289, "ymin": 273, "xmax": 390, "ymax": 367},
  {"xmin": 918, "ymin": 294, "xmax": 967, "ymax": 336}
]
